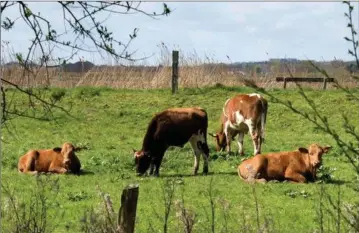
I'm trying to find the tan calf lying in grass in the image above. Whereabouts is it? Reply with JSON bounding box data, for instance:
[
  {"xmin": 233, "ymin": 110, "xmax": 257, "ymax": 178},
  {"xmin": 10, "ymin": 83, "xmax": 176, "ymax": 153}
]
[
  {"xmin": 238, "ymin": 144, "xmax": 332, "ymax": 183},
  {"xmin": 18, "ymin": 142, "xmax": 81, "ymax": 175}
]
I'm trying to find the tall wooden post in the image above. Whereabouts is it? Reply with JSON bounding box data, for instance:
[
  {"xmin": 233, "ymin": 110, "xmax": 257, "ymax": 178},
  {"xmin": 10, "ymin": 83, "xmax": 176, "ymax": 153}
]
[
  {"xmin": 117, "ymin": 184, "xmax": 139, "ymax": 233},
  {"xmin": 172, "ymin": 50, "xmax": 179, "ymax": 94}
]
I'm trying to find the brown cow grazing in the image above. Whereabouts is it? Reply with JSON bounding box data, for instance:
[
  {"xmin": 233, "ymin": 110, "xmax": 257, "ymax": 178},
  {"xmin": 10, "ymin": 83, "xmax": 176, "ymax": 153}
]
[
  {"xmin": 133, "ymin": 107, "xmax": 210, "ymax": 177},
  {"xmin": 209, "ymin": 93, "xmax": 268, "ymax": 156},
  {"xmin": 238, "ymin": 143, "xmax": 332, "ymax": 183},
  {"xmin": 18, "ymin": 142, "xmax": 81, "ymax": 175}
]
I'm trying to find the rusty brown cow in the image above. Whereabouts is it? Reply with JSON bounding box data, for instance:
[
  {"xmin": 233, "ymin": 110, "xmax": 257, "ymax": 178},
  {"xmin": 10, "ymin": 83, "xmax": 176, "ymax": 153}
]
[
  {"xmin": 238, "ymin": 143, "xmax": 332, "ymax": 183},
  {"xmin": 133, "ymin": 107, "xmax": 210, "ymax": 176},
  {"xmin": 210, "ymin": 93, "xmax": 268, "ymax": 155},
  {"xmin": 18, "ymin": 142, "xmax": 81, "ymax": 175}
]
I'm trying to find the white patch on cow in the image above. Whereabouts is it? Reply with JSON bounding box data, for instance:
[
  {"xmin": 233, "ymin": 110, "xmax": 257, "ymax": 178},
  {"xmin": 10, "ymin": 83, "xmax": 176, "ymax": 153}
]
[
  {"xmin": 235, "ymin": 111, "xmax": 245, "ymax": 125},
  {"xmin": 248, "ymin": 93, "xmax": 261, "ymax": 98},
  {"xmin": 244, "ymin": 118, "xmax": 254, "ymax": 132}
]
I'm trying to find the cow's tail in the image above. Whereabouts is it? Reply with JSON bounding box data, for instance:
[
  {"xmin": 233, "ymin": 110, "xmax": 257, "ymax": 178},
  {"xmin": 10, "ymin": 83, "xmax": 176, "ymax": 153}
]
[
  {"xmin": 260, "ymin": 98, "xmax": 268, "ymax": 143},
  {"xmin": 222, "ymin": 98, "xmax": 230, "ymax": 119}
]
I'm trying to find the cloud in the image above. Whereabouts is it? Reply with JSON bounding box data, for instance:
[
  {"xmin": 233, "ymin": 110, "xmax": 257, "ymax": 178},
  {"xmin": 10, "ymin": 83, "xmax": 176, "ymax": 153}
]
[{"xmin": 1, "ymin": 2, "xmax": 357, "ymax": 64}]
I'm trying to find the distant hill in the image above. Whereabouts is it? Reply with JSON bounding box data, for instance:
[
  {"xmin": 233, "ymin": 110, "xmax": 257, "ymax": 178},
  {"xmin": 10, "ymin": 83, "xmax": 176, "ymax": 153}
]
[
  {"xmin": 1, "ymin": 59, "xmax": 358, "ymax": 74},
  {"xmin": 1, "ymin": 60, "xmax": 95, "ymax": 73}
]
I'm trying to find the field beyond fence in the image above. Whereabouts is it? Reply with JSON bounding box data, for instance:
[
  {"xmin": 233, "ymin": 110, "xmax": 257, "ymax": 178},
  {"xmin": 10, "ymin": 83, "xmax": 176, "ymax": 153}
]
[{"xmin": 2, "ymin": 47, "xmax": 359, "ymax": 90}]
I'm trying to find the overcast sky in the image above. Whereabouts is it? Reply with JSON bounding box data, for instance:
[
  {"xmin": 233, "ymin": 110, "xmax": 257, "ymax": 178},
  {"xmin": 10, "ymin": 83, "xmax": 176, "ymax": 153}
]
[{"xmin": 1, "ymin": 2, "xmax": 358, "ymax": 65}]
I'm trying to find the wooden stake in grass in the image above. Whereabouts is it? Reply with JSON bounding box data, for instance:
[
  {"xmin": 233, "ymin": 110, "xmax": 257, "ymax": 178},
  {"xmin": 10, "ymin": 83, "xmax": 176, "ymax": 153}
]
[
  {"xmin": 117, "ymin": 184, "xmax": 139, "ymax": 233},
  {"xmin": 172, "ymin": 50, "xmax": 179, "ymax": 94}
]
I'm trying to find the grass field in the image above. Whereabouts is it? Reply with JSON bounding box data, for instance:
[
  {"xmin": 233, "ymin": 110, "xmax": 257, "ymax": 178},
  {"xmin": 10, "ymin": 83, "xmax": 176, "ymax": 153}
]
[{"xmin": 1, "ymin": 85, "xmax": 359, "ymax": 233}]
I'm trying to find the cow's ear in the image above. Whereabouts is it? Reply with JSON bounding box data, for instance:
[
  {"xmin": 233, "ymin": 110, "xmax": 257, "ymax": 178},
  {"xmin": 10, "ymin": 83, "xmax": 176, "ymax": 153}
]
[
  {"xmin": 53, "ymin": 147, "xmax": 62, "ymax": 152},
  {"xmin": 298, "ymin": 147, "xmax": 309, "ymax": 154},
  {"xmin": 208, "ymin": 133, "xmax": 217, "ymax": 138},
  {"xmin": 322, "ymin": 145, "xmax": 332, "ymax": 154}
]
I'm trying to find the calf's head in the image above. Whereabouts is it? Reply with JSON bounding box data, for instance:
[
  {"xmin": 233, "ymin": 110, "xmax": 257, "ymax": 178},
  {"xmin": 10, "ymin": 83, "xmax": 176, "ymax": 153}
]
[
  {"xmin": 132, "ymin": 149, "xmax": 151, "ymax": 176},
  {"xmin": 209, "ymin": 132, "xmax": 227, "ymax": 152},
  {"xmin": 61, "ymin": 142, "xmax": 80, "ymax": 173},
  {"xmin": 298, "ymin": 143, "xmax": 332, "ymax": 168}
]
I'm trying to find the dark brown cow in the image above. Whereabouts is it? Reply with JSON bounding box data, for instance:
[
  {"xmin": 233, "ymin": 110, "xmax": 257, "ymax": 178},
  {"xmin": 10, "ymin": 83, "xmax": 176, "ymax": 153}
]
[
  {"xmin": 133, "ymin": 107, "xmax": 210, "ymax": 176},
  {"xmin": 209, "ymin": 93, "xmax": 268, "ymax": 155},
  {"xmin": 18, "ymin": 142, "xmax": 81, "ymax": 175},
  {"xmin": 238, "ymin": 143, "xmax": 332, "ymax": 183}
]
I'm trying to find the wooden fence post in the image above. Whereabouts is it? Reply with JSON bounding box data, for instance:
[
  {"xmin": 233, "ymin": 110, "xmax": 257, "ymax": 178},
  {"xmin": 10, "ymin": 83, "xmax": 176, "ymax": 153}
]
[
  {"xmin": 283, "ymin": 77, "xmax": 287, "ymax": 89},
  {"xmin": 117, "ymin": 184, "xmax": 139, "ymax": 233},
  {"xmin": 172, "ymin": 50, "xmax": 179, "ymax": 94},
  {"xmin": 323, "ymin": 77, "xmax": 327, "ymax": 90}
]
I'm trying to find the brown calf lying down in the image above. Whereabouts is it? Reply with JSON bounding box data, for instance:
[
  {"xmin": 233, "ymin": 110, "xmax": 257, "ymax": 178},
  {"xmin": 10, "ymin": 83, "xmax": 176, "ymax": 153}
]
[
  {"xmin": 238, "ymin": 144, "xmax": 331, "ymax": 183},
  {"xmin": 18, "ymin": 142, "xmax": 81, "ymax": 175}
]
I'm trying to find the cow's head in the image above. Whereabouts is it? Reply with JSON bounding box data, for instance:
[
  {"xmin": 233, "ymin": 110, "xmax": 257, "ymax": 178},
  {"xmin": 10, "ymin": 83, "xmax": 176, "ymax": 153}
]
[
  {"xmin": 132, "ymin": 149, "xmax": 151, "ymax": 176},
  {"xmin": 298, "ymin": 144, "xmax": 332, "ymax": 168},
  {"xmin": 60, "ymin": 142, "xmax": 80, "ymax": 173},
  {"xmin": 209, "ymin": 132, "xmax": 227, "ymax": 152}
]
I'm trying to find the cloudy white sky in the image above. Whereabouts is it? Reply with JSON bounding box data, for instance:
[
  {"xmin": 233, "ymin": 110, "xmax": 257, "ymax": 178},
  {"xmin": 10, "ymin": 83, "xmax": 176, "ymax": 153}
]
[{"xmin": 1, "ymin": 1, "xmax": 359, "ymax": 65}]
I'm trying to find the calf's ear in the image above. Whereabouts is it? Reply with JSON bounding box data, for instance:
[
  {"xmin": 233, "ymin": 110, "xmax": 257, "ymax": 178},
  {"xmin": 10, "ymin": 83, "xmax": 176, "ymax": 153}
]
[
  {"xmin": 322, "ymin": 145, "xmax": 332, "ymax": 153},
  {"xmin": 53, "ymin": 147, "xmax": 62, "ymax": 152},
  {"xmin": 298, "ymin": 147, "xmax": 309, "ymax": 154}
]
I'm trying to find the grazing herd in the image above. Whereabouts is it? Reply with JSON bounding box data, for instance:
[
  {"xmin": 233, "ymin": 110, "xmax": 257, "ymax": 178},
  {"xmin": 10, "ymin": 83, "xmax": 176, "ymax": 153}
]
[{"xmin": 17, "ymin": 93, "xmax": 331, "ymax": 183}]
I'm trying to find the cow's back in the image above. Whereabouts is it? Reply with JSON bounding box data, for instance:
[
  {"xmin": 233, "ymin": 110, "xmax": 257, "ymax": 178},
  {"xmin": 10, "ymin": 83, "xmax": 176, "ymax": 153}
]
[
  {"xmin": 18, "ymin": 149, "xmax": 59, "ymax": 172},
  {"xmin": 154, "ymin": 107, "xmax": 208, "ymax": 146},
  {"xmin": 224, "ymin": 94, "xmax": 265, "ymax": 124}
]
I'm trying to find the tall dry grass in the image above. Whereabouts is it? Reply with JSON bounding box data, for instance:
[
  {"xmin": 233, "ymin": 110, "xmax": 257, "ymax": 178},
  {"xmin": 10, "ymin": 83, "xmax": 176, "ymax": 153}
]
[{"xmin": 1, "ymin": 42, "xmax": 358, "ymax": 90}]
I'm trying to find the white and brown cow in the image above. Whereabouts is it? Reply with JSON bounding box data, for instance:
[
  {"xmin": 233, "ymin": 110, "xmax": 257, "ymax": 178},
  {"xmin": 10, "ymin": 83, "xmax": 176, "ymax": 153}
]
[
  {"xmin": 133, "ymin": 107, "xmax": 210, "ymax": 177},
  {"xmin": 210, "ymin": 93, "xmax": 268, "ymax": 155}
]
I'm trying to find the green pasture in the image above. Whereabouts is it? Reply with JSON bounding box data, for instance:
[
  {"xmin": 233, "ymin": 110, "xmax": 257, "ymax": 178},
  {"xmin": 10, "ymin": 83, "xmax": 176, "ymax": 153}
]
[{"xmin": 1, "ymin": 86, "xmax": 359, "ymax": 233}]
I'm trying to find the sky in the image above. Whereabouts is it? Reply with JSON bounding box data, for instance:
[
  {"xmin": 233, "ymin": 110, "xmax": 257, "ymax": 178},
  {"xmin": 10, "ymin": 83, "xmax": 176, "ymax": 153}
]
[{"xmin": 1, "ymin": 1, "xmax": 359, "ymax": 65}]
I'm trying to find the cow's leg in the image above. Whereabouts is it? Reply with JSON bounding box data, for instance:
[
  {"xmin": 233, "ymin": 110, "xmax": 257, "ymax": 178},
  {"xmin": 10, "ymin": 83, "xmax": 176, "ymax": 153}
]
[
  {"xmin": 190, "ymin": 132, "xmax": 210, "ymax": 175},
  {"xmin": 198, "ymin": 140, "xmax": 209, "ymax": 175},
  {"xmin": 284, "ymin": 170, "xmax": 307, "ymax": 183},
  {"xmin": 48, "ymin": 162, "xmax": 68, "ymax": 174},
  {"xmin": 153, "ymin": 156, "xmax": 163, "ymax": 177},
  {"xmin": 189, "ymin": 139, "xmax": 201, "ymax": 175},
  {"xmin": 256, "ymin": 122, "xmax": 263, "ymax": 154},
  {"xmin": 237, "ymin": 132, "xmax": 245, "ymax": 156},
  {"xmin": 149, "ymin": 163, "xmax": 155, "ymax": 175},
  {"xmin": 245, "ymin": 119, "xmax": 260, "ymax": 155},
  {"xmin": 48, "ymin": 167, "xmax": 68, "ymax": 174},
  {"xmin": 223, "ymin": 122, "xmax": 232, "ymax": 153},
  {"xmin": 21, "ymin": 153, "xmax": 41, "ymax": 175}
]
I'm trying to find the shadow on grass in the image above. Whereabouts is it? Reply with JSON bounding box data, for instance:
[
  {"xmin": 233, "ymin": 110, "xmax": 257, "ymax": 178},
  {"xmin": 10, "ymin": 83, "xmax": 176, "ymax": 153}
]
[
  {"xmin": 159, "ymin": 171, "xmax": 238, "ymax": 178},
  {"xmin": 76, "ymin": 169, "xmax": 95, "ymax": 176}
]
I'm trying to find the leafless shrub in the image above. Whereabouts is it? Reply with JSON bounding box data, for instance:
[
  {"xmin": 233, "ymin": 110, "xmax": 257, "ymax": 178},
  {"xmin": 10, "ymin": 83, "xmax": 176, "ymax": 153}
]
[
  {"xmin": 174, "ymin": 198, "xmax": 197, "ymax": 233},
  {"xmin": 80, "ymin": 186, "xmax": 117, "ymax": 233},
  {"xmin": 1, "ymin": 175, "xmax": 62, "ymax": 233}
]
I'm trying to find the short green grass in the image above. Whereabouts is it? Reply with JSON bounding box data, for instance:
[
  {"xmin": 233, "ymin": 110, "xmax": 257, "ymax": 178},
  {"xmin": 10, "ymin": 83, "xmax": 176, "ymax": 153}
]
[{"xmin": 1, "ymin": 86, "xmax": 359, "ymax": 233}]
